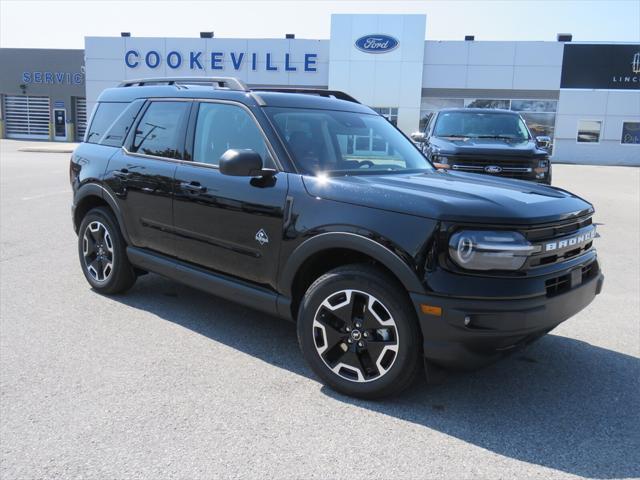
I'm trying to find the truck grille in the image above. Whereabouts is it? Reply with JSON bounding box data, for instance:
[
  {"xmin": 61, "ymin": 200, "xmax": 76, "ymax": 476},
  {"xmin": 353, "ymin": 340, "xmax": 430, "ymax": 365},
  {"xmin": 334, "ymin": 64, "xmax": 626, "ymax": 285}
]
[
  {"xmin": 522, "ymin": 214, "xmax": 595, "ymax": 269},
  {"xmin": 450, "ymin": 156, "xmax": 536, "ymax": 179}
]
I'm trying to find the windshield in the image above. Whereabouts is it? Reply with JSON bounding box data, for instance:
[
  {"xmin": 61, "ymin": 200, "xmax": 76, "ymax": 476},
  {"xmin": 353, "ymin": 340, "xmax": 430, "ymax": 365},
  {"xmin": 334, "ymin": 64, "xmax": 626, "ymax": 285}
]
[
  {"xmin": 433, "ymin": 111, "xmax": 531, "ymax": 140},
  {"xmin": 265, "ymin": 107, "xmax": 434, "ymax": 175}
]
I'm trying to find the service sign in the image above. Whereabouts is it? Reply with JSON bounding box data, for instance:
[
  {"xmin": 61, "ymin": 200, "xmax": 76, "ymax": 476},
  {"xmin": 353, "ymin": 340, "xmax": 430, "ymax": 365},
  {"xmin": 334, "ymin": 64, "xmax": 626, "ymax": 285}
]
[{"xmin": 560, "ymin": 44, "xmax": 640, "ymax": 90}]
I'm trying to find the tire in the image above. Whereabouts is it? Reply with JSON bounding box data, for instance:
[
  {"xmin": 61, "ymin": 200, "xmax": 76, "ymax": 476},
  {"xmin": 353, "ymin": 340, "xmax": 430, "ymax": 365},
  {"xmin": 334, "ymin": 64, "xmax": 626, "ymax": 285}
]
[
  {"xmin": 297, "ymin": 264, "xmax": 422, "ymax": 399},
  {"xmin": 77, "ymin": 207, "xmax": 136, "ymax": 294}
]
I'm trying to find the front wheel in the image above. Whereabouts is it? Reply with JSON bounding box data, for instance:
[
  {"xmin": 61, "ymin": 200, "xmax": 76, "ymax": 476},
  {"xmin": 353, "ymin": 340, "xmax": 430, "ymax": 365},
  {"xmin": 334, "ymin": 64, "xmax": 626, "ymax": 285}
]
[{"xmin": 297, "ymin": 264, "xmax": 422, "ymax": 399}]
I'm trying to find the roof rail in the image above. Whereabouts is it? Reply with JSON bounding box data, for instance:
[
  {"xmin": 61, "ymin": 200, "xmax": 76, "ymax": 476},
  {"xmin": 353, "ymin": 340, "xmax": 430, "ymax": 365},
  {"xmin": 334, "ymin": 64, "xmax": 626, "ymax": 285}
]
[
  {"xmin": 253, "ymin": 88, "xmax": 360, "ymax": 104},
  {"xmin": 118, "ymin": 77, "xmax": 249, "ymax": 91}
]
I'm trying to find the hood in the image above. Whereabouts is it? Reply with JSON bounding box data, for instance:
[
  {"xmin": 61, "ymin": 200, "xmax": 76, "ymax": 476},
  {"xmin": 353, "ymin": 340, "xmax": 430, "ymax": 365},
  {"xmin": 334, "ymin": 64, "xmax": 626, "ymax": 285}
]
[
  {"xmin": 303, "ymin": 171, "xmax": 593, "ymax": 225},
  {"xmin": 431, "ymin": 136, "xmax": 545, "ymax": 158}
]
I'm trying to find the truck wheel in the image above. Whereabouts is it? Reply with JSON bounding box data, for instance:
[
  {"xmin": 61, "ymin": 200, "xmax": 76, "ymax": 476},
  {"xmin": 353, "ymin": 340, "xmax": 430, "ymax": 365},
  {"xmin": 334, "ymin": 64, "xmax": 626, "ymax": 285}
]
[
  {"xmin": 78, "ymin": 207, "xmax": 136, "ymax": 294},
  {"xmin": 297, "ymin": 264, "xmax": 421, "ymax": 399}
]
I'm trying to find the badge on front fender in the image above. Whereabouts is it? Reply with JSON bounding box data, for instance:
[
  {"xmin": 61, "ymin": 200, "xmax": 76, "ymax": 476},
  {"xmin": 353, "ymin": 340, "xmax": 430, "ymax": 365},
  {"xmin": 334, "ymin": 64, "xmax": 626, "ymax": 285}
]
[{"xmin": 255, "ymin": 229, "xmax": 269, "ymax": 246}]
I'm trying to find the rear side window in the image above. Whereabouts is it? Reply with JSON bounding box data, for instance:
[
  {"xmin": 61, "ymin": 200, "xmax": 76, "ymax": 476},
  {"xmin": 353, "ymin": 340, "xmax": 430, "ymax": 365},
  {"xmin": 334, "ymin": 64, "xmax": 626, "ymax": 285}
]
[
  {"xmin": 86, "ymin": 102, "xmax": 127, "ymax": 144},
  {"xmin": 130, "ymin": 101, "xmax": 190, "ymax": 159},
  {"xmin": 100, "ymin": 99, "xmax": 145, "ymax": 147}
]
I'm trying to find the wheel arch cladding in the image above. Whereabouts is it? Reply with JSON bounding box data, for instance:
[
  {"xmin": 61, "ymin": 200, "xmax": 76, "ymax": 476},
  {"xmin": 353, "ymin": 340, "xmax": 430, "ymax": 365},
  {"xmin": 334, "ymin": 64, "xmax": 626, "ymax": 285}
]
[
  {"xmin": 281, "ymin": 232, "xmax": 424, "ymax": 319},
  {"xmin": 73, "ymin": 184, "xmax": 130, "ymax": 244}
]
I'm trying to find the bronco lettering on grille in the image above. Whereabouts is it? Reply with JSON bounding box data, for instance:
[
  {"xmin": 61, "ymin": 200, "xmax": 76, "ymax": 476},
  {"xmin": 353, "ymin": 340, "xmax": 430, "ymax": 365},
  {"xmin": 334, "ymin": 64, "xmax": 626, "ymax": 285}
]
[{"xmin": 544, "ymin": 228, "xmax": 596, "ymax": 252}]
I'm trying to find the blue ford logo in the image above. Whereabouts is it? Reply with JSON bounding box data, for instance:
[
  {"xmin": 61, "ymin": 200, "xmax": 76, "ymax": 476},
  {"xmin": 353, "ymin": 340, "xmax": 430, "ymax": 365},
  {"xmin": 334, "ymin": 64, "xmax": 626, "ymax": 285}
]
[
  {"xmin": 484, "ymin": 165, "xmax": 503, "ymax": 174},
  {"xmin": 354, "ymin": 34, "xmax": 399, "ymax": 54}
]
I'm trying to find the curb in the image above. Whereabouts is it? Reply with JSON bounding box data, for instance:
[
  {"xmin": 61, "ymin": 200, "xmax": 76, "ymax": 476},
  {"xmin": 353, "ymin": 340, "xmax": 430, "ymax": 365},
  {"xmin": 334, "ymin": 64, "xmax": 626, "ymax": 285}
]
[{"xmin": 18, "ymin": 147, "xmax": 76, "ymax": 153}]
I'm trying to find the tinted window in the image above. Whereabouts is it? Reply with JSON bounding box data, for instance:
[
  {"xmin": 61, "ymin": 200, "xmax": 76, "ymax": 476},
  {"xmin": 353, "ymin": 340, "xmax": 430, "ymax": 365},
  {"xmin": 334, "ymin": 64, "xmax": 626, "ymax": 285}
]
[
  {"xmin": 193, "ymin": 103, "xmax": 271, "ymax": 166},
  {"xmin": 99, "ymin": 99, "xmax": 145, "ymax": 147},
  {"xmin": 433, "ymin": 112, "xmax": 530, "ymax": 140},
  {"xmin": 130, "ymin": 101, "xmax": 190, "ymax": 158},
  {"xmin": 266, "ymin": 108, "xmax": 433, "ymax": 175},
  {"xmin": 86, "ymin": 102, "xmax": 127, "ymax": 144}
]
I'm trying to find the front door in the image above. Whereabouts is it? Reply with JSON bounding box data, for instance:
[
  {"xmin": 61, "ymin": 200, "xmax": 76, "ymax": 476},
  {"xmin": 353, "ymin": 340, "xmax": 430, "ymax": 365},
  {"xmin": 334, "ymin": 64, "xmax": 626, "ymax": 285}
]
[
  {"xmin": 104, "ymin": 100, "xmax": 191, "ymax": 256},
  {"xmin": 173, "ymin": 101, "xmax": 288, "ymax": 288}
]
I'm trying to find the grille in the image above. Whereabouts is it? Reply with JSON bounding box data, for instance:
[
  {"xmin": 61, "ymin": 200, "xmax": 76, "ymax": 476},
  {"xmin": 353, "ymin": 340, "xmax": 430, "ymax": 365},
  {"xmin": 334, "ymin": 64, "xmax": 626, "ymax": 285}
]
[
  {"xmin": 523, "ymin": 215, "xmax": 592, "ymax": 242},
  {"xmin": 450, "ymin": 155, "xmax": 537, "ymax": 179},
  {"xmin": 545, "ymin": 273, "xmax": 571, "ymax": 297},
  {"xmin": 523, "ymin": 214, "xmax": 595, "ymax": 268},
  {"xmin": 451, "ymin": 155, "xmax": 534, "ymax": 166},
  {"xmin": 545, "ymin": 260, "xmax": 598, "ymax": 297}
]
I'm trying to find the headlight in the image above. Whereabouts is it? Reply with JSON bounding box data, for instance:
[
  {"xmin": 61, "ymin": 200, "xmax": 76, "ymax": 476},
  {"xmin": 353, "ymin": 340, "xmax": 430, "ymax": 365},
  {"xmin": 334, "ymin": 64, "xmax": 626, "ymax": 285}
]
[
  {"xmin": 432, "ymin": 154, "xmax": 451, "ymax": 169},
  {"xmin": 449, "ymin": 230, "xmax": 539, "ymax": 271}
]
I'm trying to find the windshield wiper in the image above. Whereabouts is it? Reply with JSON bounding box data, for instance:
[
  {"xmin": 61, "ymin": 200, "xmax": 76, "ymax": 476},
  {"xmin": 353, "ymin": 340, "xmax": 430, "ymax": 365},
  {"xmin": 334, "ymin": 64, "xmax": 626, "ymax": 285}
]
[{"xmin": 438, "ymin": 134, "xmax": 471, "ymax": 138}]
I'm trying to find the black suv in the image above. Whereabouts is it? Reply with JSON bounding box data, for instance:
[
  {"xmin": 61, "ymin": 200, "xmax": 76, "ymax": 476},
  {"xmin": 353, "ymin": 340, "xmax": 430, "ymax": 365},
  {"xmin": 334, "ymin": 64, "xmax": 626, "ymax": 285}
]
[
  {"xmin": 411, "ymin": 108, "xmax": 552, "ymax": 184},
  {"xmin": 70, "ymin": 77, "xmax": 603, "ymax": 399}
]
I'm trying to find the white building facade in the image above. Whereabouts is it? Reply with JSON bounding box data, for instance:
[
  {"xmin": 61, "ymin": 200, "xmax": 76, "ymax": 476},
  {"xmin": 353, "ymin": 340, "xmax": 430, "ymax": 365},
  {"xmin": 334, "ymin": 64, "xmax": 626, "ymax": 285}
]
[{"xmin": 84, "ymin": 14, "xmax": 639, "ymax": 165}]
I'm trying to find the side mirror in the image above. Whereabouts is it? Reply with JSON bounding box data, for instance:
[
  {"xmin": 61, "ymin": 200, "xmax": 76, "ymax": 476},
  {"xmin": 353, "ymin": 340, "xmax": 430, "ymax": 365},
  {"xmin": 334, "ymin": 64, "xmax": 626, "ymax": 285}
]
[
  {"xmin": 536, "ymin": 136, "xmax": 551, "ymax": 150},
  {"xmin": 411, "ymin": 131, "xmax": 427, "ymax": 143},
  {"xmin": 219, "ymin": 149, "xmax": 275, "ymax": 177}
]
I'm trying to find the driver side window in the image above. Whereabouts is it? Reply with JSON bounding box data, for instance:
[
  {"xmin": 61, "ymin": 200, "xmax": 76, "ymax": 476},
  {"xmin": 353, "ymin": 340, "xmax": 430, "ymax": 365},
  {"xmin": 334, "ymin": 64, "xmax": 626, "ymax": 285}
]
[{"xmin": 193, "ymin": 103, "xmax": 272, "ymax": 167}]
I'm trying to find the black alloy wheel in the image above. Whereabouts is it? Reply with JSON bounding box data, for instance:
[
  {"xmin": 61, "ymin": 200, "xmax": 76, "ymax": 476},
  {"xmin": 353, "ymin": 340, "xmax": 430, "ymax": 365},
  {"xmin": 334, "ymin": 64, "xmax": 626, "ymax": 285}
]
[
  {"xmin": 298, "ymin": 264, "xmax": 421, "ymax": 399},
  {"xmin": 77, "ymin": 207, "xmax": 136, "ymax": 294}
]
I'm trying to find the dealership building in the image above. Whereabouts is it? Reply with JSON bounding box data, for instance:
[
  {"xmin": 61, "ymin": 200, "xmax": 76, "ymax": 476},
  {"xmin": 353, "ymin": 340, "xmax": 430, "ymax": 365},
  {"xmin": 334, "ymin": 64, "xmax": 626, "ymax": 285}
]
[{"xmin": 1, "ymin": 14, "xmax": 638, "ymax": 164}]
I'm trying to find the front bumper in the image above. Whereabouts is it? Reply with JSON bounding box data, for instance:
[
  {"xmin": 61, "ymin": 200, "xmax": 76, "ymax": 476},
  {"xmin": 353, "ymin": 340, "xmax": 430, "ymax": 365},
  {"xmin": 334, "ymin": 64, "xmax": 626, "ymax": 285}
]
[{"xmin": 410, "ymin": 264, "xmax": 604, "ymax": 370}]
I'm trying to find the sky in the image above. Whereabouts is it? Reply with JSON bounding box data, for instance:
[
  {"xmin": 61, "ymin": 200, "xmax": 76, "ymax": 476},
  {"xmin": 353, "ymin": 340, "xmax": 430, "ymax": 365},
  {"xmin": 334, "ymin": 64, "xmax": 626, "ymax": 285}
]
[{"xmin": 1, "ymin": 0, "xmax": 639, "ymax": 49}]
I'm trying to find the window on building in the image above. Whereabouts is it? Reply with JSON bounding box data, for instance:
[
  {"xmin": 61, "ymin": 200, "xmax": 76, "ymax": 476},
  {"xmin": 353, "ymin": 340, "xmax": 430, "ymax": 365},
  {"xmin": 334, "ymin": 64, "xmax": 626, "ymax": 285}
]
[
  {"xmin": 130, "ymin": 101, "xmax": 190, "ymax": 158},
  {"xmin": 86, "ymin": 102, "xmax": 128, "ymax": 144},
  {"xmin": 621, "ymin": 122, "xmax": 640, "ymax": 145},
  {"xmin": 372, "ymin": 107, "xmax": 398, "ymax": 126},
  {"xmin": 520, "ymin": 112, "xmax": 556, "ymax": 140},
  {"xmin": 193, "ymin": 103, "xmax": 272, "ymax": 166},
  {"xmin": 464, "ymin": 99, "xmax": 510, "ymax": 110},
  {"xmin": 510, "ymin": 100, "xmax": 558, "ymax": 146},
  {"xmin": 510, "ymin": 99, "xmax": 557, "ymax": 113},
  {"xmin": 577, "ymin": 120, "xmax": 602, "ymax": 143}
]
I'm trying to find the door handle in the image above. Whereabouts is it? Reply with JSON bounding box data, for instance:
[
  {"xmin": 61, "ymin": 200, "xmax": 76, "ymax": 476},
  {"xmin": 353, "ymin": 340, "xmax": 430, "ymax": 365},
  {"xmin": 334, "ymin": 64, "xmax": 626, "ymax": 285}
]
[
  {"xmin": 180, "ymin": 181, "xmax": 207, "ymax": 193},
  {"xmin": 113, "ymin": 168, "xmax": 130, "ymax": 178}
]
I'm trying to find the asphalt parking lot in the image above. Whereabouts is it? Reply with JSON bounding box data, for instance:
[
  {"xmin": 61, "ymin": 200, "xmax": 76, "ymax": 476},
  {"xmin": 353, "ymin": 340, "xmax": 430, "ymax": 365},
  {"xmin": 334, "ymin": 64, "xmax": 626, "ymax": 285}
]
[{"xmin": 1, "ymin": 138, "xmax": 638, "ymax": 480}]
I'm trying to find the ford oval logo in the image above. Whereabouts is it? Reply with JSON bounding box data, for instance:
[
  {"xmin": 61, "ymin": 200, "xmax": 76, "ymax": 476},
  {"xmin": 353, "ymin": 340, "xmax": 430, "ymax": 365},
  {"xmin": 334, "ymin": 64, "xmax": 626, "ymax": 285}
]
[
  {"xmin": 354, "ymin": 34, "xmax": 399, "ymax": 54},
  {"xmin": 484, "ymin": 165, "xmax": 503, "ymax": 174}
]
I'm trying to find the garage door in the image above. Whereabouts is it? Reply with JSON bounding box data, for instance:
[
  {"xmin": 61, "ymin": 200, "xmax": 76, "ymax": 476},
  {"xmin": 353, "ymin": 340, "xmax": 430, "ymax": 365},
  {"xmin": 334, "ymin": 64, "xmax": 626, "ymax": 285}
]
[
  {"xmin": 3, "ymin": 95, "xmax": 51, "ymax": 139},
  {"xmin": 75, "ymin": 97, "xmax": 87, "ymax": 141}
]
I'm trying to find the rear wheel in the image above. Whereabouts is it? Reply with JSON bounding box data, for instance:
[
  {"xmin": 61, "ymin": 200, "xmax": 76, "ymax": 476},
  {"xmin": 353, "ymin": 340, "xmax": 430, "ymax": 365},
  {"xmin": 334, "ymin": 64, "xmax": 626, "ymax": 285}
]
[
  {"xmin": 78, "ymin": 207, "xmax": 136, "ymax": 294},
  {"xmin": 297, "ymin": 264, "xmax": 421, "ymax": 399}
]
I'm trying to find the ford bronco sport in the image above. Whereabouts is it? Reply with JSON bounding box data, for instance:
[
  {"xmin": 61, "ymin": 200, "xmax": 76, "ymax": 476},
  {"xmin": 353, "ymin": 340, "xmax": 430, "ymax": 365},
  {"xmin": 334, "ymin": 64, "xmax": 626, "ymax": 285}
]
[{"xmin": 70, "ymin": 77, "xmax": 603, "ymax": 399}]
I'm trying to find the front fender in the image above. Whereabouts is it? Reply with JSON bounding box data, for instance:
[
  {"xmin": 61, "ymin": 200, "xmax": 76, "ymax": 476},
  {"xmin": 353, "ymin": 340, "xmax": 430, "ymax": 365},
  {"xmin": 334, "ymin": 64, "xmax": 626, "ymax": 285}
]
[{"xmin": 278, "ymin": 231, "xmax": 425, "ymax": 297}]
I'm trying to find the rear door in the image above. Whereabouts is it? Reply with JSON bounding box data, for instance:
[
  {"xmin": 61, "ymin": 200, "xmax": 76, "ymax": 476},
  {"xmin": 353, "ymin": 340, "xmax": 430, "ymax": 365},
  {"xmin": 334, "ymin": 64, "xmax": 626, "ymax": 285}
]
[
  {"xmin": 173, "ymin": 100, "xmax": 288, "ymax": 288},
  {"xmin": 104, "ymin": 99, "xmax": 191, "ymax": 256}
]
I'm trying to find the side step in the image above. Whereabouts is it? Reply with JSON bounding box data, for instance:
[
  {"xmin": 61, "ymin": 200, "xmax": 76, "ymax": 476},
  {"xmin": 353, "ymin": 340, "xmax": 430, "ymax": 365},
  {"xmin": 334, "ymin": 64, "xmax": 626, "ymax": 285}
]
[{"xmin": 127, "ymin": 247, "xmax": 283, "ymax": 318}]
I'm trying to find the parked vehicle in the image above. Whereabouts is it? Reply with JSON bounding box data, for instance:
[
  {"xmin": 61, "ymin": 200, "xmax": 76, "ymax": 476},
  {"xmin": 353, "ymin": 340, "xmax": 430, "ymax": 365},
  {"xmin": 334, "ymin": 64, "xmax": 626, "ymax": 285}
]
[
  {"xmin": 411, "ymin": 108, "xmax": 552, "ymax": 184},
  {"xmin": 70, "ymin": 77, "xmax": 603, "ymax": 398}
]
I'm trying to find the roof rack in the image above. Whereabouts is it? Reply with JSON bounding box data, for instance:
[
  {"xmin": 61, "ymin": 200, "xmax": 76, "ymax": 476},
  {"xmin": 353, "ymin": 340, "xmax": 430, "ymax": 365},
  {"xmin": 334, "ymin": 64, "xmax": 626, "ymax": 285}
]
[
  {"xmin": 116, "ymin": 78, "xmax": 359, "ymax": 104},
  {"xmin": 253, "ymin": 88, "xmax": 360, "ymax": 104},
  {"xmin": 118, "ymin": 77, "xmax": 249, "ymax": 91}
]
